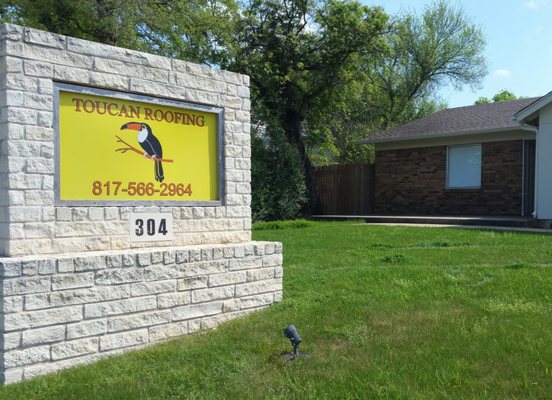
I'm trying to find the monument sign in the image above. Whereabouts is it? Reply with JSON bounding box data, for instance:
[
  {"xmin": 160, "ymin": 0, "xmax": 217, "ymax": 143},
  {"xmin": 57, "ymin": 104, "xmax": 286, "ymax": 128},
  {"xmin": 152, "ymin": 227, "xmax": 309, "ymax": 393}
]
[{"xmin": 0, "ymin": 24, "xmax": 283, "ymax": 384}]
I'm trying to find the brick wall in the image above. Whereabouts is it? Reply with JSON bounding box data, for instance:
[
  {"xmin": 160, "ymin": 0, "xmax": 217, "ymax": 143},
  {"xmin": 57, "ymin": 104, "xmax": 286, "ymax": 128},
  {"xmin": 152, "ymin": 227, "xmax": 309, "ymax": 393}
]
[{"xmin": 375, "ymin": 140, "xmax": 523, "ymax": 216}]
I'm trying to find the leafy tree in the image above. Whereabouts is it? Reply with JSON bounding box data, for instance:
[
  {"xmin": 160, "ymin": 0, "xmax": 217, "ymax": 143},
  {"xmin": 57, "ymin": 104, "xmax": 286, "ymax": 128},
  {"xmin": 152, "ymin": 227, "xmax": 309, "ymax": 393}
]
[
  {"xmin": 0, "ymin": 0, "xmax": 238, "ymax": 65},
  {"xmin": 474, "ymin": 96, "xmax": 490, "ymax": 105},
  {"xmin": 234, "ymin": 0, "xmax": 389, "ymax": 210},
  {"xmin": 475, "ymin": 89, "xmax": 519, "ymax": 105},
  {"xmin": 363, "ymin": 0, "xmax": 486, "ymax": 130},
  {"xmin": 306, "ymin": 0, "xmax": 484, "ymax": 165}
]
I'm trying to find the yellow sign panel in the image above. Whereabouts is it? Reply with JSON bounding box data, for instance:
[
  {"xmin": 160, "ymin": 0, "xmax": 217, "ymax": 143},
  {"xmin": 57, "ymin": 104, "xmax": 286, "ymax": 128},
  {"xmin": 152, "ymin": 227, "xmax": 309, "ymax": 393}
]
[{"xmin": 57, "ymin": 85, "xmax": 221, "ymax": 203}]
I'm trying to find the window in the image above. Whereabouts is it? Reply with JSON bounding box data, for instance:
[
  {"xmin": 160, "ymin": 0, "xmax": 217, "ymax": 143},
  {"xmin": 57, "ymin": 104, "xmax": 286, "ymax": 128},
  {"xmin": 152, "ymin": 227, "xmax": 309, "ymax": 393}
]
[{"xmin": 447, "ymin": 144, "xmax": 482, "ymax": 189}]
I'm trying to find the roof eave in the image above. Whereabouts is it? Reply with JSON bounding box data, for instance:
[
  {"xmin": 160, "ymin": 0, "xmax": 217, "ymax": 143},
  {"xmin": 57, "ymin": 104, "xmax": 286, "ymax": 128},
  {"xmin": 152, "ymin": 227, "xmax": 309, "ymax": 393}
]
[
  {"xmin": 514, "ymin": 91, "xmax": 552, "ymax": 122},
  {"xmin": 358, "ymin": 126, "xmax": 524, "ymax": 144}
]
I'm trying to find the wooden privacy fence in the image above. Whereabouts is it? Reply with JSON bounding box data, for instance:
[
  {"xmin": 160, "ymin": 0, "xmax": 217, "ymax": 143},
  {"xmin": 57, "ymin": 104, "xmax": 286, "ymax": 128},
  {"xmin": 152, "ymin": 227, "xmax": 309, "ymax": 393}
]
[{"xmin": 314, "ymin": 163, "xmax": 375, "ymax": 215}]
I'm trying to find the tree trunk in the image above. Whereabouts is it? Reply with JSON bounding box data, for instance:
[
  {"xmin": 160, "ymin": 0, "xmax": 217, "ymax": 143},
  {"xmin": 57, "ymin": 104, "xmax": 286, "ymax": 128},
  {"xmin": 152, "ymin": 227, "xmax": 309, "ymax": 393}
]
[{"xmin": 283, "ymin": 110, "xmax": 319, "ymax": 215}]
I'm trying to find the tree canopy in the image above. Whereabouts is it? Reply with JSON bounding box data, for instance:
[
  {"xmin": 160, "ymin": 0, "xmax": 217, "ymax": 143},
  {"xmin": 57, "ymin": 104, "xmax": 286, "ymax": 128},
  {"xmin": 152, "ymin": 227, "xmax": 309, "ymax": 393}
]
[
  {"xmin": 0, "ymin": 0, "xmax": 489, "ymax": 220},
  {"xmin": 0, "ymin": 0, "xmax": 239, "ymax": 65},
  {"xmin": 475, "ymin": 89, "xmax": 521, "ymax": 105}
]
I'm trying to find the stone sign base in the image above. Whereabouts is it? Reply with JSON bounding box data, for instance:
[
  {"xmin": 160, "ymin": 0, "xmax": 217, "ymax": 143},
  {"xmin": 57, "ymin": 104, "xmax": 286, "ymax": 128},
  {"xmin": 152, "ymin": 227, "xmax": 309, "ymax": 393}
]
[{"xmin": 0, "ymin": 241, "xmax": 283, "ymax": 383}]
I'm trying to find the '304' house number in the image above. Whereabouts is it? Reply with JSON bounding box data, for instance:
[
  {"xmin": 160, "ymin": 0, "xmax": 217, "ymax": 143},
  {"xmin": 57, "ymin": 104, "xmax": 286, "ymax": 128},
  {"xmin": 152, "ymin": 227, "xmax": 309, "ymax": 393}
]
[{"xmin": 129, "ymin": 213, "xmax": 174, "ymax": 242}]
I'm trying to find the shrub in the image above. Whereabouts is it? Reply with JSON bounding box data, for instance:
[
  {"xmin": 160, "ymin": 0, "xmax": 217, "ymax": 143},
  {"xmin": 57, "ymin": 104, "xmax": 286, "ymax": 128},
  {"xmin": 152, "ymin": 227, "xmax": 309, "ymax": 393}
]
[{"xmin": 251, "ymin": 123, "xmax": 307, "ymax": 221}]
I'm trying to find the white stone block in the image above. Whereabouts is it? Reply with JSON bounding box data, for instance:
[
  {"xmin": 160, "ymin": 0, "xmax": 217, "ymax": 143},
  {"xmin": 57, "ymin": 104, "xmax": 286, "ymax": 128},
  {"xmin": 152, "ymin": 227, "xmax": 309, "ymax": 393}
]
[
  {"xmin": 263, "ymin": 254, "xmax": 283, "ymax": 267},
  {"xmin": 209, "ymin": 271, "xmax": 246, "ymax": 287},
  {"xmin": 130, "ymin": 280, "xmax": 176, "ymax": 296},
  {"xmin": 3, "ymin": 90, "xmax": 25, "ymax": 107},
  {"xmin": 223, "ymin": 299, "xmax": 240, "ymax": 312},
  {"xmin": 157, "ymin": 292, "xmax": 191, "ymax": 308},
  {"xmin": 177, "ymin": 276, "xmax": 207, "ymax": 291},
  {"xmin": 4, "ymin": 74, "xmax": 39, "ymax": 92},
  {"xmin": 52, "ymin": 272, "xmax": 94, "ymax": 291},
  {"xmin": 67, "ymin": 320, "xmax": 107, "ymax": 340},
  {"xmin": 95, "ymin": 268, "xmax": 145, "ymax": 285},
  {"xmin": 20, "ymin": 44, "xmax": 93, "ymax": 69},
  {"xmin": 50, "ymin": 286, "xmax": 131, "ymax": 308},
  {"xmin": 24, "ymin": 93, "xmax": 53, "ymax": 110},
  {"xmin": 4, "ymin": 296, "xmax": 23, "ymax": 313},
  {"xmin": 240, "ymin": 293, "xmax": 274, "ymax": 309},
  {"xmin": 23, "ymin": 293, "xmax": 49, "ymax": 310},
  {"xmin": 171, "ymin": 302, "xmax": 223, "ymax": 321},
  {"xmin": 74, "ymin": 255, "xmax": 106, "ymax": 271},
  {"xmin": 177, "ymin": 260, "xmax": 227, "ymax": 278},
  {"xmin": 100, "ymin": 329, "xmax": 148, "ymax": 351},
  {"xmin": 1, "ymin": 261, "xmax": 21, "ymax": 277},
  {"xmin": 57, "ymin": 257, "xmax": 74, "ymax": 272},
  {"xmin": 22, "ymin": 325, "xmax": 65, "ymax": 346},
  {"xmin": 4, "ymin": 306, "xmax": 82, "ymax": 331},
  {"xmin": 84, "ymin": 296, "xmax": 157, "ymax": 318},
  {"xmin": 51, "ymin": 338, "xmax": 99, "ymax": 360},
  {"xmin": 95, "ymin": 58, "xmax": 168, "ymax": 83},
  {"xmin": 4, "ymin": 346, "xmax": 50, "ymax": 368},
  {"xmin": 149, "ymin": 321, "xmax": 188, "ymax": 342},
  {"xmin": 235, "ymin": 279, "xmax": 283, "ymax": 297},
  {"xmin": 37, "ymin": 111, "xmax": 54, "ymax": 127},
  {"xmin": 90, "ymin": 71, "xmax": 129, "ymax": 90},
  {"xmin": 3, "ymin": 276, "xmax": 50, "ymax": 295},
  {"xmin": 246, "ymin": 268, "xmax": 274, "ymax": 282},
  {"xmin": 3, "ymin": 368, "xmax": 23, "ymax": 384},
  {"xmin": 24, "ymin": 60, "xmax": 54, "ymax": 77},
  {"xmin": 192, "ymin": 286, "xmax": 234, "ymax": 303},
  {"xmin": 228, "ymin": 257, "xmax": 262, "ymax": 271},
  {"xmin": 67, "ymin": 38, "xmax": 171, "ymax": 69},
  {"xmin": 4, "ymin": 332, "xmax": 21, "ymax": 350},
  {"xmin": 0, "ymin": 56, "xmax": 22, "ymax": 74},
  {"xmin": 107, "ymin": 310, "xmax": 171, "ymax": 333},
  {"xmin": 23, "ymin": 27, "xmax": 65, "ymax": 49}
]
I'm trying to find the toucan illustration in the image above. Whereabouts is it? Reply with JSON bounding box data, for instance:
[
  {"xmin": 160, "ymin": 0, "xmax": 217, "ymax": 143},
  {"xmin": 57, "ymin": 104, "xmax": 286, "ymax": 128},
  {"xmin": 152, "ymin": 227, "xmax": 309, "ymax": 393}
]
[{"xmin": 120, "ymin": 122, "xmax": 164, "ymax": 182}]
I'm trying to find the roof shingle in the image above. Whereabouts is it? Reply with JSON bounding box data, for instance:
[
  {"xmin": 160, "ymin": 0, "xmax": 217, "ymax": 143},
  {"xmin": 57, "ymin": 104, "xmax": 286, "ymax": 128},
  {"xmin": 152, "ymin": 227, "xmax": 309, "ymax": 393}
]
[{"xmin": 361, "ymin": 97, "xmax": 540, "ymax": 143}]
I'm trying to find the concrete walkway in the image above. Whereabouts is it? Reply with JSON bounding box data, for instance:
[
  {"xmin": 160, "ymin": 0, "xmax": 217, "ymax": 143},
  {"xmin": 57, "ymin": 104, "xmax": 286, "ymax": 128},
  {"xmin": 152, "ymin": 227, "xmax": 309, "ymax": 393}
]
[
  {"xmin": 312, "ymin": 214, "xmax": 552, "ymax": 230},
  {"xmin": 362, "ymin": 222, "xmax": 552, "ymax": 234}
]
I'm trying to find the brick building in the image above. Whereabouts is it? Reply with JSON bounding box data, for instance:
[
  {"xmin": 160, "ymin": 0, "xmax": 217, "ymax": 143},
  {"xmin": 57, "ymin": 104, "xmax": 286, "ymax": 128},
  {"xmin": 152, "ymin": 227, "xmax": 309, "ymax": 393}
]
[{"xmin": 360, "ymin": 98, "xmax": 540, "ymax": 217}]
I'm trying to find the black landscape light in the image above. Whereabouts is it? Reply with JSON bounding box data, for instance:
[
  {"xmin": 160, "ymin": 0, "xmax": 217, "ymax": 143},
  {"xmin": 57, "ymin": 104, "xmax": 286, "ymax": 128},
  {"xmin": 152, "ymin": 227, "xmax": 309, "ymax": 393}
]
[{"xmin": 284, "ymin": 324, "xmax": 302, "ymax": 359}]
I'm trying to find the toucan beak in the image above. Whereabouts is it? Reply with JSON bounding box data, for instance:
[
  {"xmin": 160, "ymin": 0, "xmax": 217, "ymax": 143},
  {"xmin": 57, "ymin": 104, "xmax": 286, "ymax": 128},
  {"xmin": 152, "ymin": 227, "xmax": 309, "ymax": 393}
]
[{"xmin": 121, "ymin": 122, "xmax": 141, "ymax": 131}]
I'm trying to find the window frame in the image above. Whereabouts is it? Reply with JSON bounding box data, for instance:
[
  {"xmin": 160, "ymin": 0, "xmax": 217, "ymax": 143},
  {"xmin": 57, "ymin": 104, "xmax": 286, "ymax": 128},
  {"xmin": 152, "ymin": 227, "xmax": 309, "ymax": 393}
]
[{"xmin": 446, "ymin": 143, "xmax": 482, "ymax": 189}]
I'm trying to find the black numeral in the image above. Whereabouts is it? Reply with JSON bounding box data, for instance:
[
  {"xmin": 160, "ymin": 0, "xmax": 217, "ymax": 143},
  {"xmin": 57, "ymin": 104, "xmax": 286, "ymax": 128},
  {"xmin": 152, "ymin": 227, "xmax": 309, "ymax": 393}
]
[
  {"xmin": 135, "ymin": 218, "xmax": 168, "ymax": 237},
  {"xmin": 135, "ymin": 219, "xmax": 144, "ymax": 236}
]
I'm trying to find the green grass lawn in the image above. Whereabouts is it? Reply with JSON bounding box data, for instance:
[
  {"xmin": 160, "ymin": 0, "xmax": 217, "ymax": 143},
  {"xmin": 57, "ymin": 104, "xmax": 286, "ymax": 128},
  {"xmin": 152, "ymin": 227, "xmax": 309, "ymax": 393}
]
[{"xmin": 2, "ymin": 221, "xmax": 552, "ymax": 399}]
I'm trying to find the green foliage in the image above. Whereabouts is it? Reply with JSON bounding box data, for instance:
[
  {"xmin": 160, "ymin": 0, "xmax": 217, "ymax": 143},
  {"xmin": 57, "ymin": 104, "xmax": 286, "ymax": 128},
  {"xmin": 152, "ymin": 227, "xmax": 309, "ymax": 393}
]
[
  {"xmin": 362, "ymin": 0, "xmax": 486, "ymax": 130},
  {"xmin": 492, "ymin": 89, "xmax": 517, "ymax": 102},
  {"xmin": 234, "ymin": 0, "xmax": 389, "ymax": 206},
  {"xmin": 474, "ymin": 96, "xmax": 491, "ymax": 105},
  {"xmin": 252, "ymin": 218, "xmax": 312, "ymax": 230},
  {"xmin": 0, "ymin": 0, "xmax": 239, "ymax": 65},
  {"xmin": 251, "ymin": 123, "xmax": 307, "ymax": 221},
  {"xmin": 474, "ymin": 89, "xmax": 522, "ymax": 105},
  {"xmin": 307, "ymin": 0, "xmax": 485, "ymax": 163}
]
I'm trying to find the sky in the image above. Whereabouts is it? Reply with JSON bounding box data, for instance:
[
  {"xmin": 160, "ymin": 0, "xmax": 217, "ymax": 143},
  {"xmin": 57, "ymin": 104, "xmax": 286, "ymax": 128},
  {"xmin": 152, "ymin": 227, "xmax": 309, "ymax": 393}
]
[{"xmin": 366, "ymin": 0, "xmax": 552, "ymax": 108}]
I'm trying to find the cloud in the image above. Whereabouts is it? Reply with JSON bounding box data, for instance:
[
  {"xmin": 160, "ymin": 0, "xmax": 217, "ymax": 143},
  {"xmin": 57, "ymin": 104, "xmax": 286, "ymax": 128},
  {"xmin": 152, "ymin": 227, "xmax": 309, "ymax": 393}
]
[
  {"xmin": 526, "ymin": 0, "xmax": 548, "ymax": 9},
  {"xmin": 494, "ymin": 69, "xmax": 512, "ymax": 78}
]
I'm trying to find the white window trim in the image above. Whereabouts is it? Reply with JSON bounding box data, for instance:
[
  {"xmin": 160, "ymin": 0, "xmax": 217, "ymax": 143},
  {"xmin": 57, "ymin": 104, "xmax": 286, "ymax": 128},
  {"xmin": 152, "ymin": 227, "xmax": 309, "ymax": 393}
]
[{"xmin": 446, "ymin": 143, "xmax": 482, "ymax": 189}]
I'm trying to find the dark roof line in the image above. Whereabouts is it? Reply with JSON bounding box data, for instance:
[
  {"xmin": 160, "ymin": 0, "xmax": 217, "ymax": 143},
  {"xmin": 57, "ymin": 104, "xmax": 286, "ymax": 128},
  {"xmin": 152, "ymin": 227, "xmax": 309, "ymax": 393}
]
[{"xmin": 360, "ymin": 97, "xmax": 541, "ymax": 144}]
